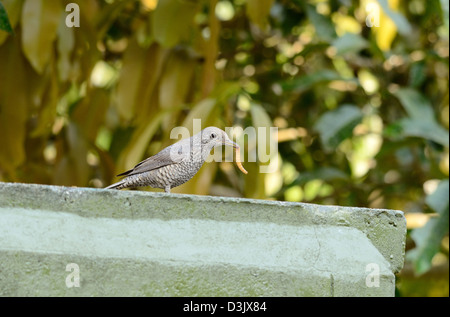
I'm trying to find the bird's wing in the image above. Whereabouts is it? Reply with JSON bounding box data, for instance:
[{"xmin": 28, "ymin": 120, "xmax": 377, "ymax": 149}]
[{"xmin": 117, "ymin": 142, "xmax": 190, "ymax": 177}]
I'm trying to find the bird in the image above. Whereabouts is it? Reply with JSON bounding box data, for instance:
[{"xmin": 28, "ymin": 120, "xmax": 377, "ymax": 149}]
[{"xmin": 106, "ymin": 127, "xmax": 245, "ymax": 193}]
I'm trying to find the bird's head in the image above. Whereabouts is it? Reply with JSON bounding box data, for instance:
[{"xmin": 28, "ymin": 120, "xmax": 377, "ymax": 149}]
[{"xmin": 200, "ymin": 127, "xmax": 238, "ymax": 152}]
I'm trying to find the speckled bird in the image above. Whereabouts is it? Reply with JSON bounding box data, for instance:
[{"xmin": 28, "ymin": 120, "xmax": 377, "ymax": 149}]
[{"xmin": 106, "ymin": 127, "xmax": 239, "ymax": 193}]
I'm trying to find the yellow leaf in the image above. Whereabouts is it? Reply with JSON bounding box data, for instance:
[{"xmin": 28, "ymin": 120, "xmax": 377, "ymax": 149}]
[
  {"xmin": 141, "ymin": 0, "xmax": 158, "ymax": 11},
  {"xmin": 376, "ymin": 13, "xmax": 397, "ymax": 51},
  {"xmin": 152, "ymin": 0, "xmax": 198, "ymax": 47},
  {"xmin": 182, "ymin": 98, "xmax": 218, "ymax": 133},
  {"xmin": 116, "ymin": 112, "xmax": 164, "ymax": 173},
  {"xmin": 246, "ymin": 0, "xmax": 274, "ymax": 30},
  {"xmin": 159, "ymin": 51, "xmax": 196, "ymax": 130},
  {"xmin": 250, "ymin": 103, "xmax": 272, "ymax": 128},
  {"xmin": 249, "ymin": 103, "xmax": 276, "ymax": 199},
  {"xmin": 365, "ymin": 0, "xmax": 400, "ymax": 51},
  {"xmin": 30, "ymin": 62, "xmax": 59, "ymax": 138},
  {"xmin": 0, "ymin": 37, "xmax": 28, "ymax": 172},
  {"xmin": 116, "ymin": 41, "xmax": 168, "ymax": 122},
  {"xmin": 53, "ymin": 156, "xmax": 77, "ymax": 186},
  {"xmin": 72, "ymin": 88, "xmax": 110, "ymax": 142},
  {"xmin": 243, "ymin": 161, "xmax": 266, "ymax": 199},
  {"xmin": 56, "ymin": 13, "xmax": 75, "ymax": 82},
  {"xmin": 21, "ymin": 0, "xmax": 62, "ymax": 74}
]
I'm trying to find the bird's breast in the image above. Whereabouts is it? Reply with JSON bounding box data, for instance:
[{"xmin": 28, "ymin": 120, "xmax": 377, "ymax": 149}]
[{"xmin": 156, "ymin": 158, "xmax": 204, "ymax": 188}]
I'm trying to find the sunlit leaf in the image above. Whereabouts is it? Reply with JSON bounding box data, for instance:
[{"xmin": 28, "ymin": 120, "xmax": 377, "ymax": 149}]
[{"xmin": 314, "ymin": 104, "xmax": 363, "ymax": 152}]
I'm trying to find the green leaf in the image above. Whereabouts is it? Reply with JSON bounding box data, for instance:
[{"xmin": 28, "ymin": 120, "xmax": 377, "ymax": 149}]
[
  {"xmin": 331, "ymin": 33, "xmax": 368, "ymax": 55},
  {"xmin": 314, "ymin": 104, "xmax": 363, "ymax": 151},
  {"xmin": 392, "ymin": 88, "xmax": 450, "ymax": 146},
  {"xmin": 0, "ymin": 1, "xmax": 13, "ymax": 33},
  {"xmin": 305, "ymin": 4, "xmax": 336, "ymax": 42},
  {"xmin": 407, "ymin": 180, "xmax": 449, "ymax": 274},
  {"xmin": 281, "ymin": 70, "xmax": 343, "ymax": 93},
  {"xmin": 394, "ymin": 88, "xmax": 435, "ymax": 121},
  {"xmin": 293, "ymin": 167, "xmax": 348, "ymax": 186},
  {"xmin": 408, "ymin": 62, "xmax": 427, "ymax": 88},
  {"xmin": 395, "ymin": 118, "xmax": 449, "ymax": 147}
]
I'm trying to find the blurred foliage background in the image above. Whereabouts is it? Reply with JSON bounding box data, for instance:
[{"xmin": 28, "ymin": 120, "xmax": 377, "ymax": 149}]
[{"xmin": 0, "ymin": 0, "xmax": 448, "ymax": 296}]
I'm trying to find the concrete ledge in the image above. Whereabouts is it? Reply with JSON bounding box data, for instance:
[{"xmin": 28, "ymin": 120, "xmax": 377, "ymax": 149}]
[{"xmin": 0, "ymin": 182, "xmax": 406, "ymax": 296}]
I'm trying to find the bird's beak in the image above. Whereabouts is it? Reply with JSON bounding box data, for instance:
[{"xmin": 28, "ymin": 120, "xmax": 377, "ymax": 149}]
[{"xmin": 224, "ymin": 139, "xmax": 239, "ymax": 149}]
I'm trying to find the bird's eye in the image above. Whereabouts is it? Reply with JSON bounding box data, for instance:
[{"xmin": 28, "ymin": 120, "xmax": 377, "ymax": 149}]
[{"xmin": 211, "ymin": 133, "xmax": 217, "ymax": 139}]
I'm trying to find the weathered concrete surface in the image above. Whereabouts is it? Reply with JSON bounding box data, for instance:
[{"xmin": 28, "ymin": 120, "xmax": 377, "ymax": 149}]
[{"xmin": 0, "ymin": 182, "xmax": 406, "ymax": 296}]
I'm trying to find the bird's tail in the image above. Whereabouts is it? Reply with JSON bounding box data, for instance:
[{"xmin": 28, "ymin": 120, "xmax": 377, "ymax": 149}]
[{"xmin": 105, "ymin": 180, "xmax": 124, "ymax": 190}]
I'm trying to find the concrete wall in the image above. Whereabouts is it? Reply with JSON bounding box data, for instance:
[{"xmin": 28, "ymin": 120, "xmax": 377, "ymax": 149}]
[{"xmin": 0, "ymin": 182, "xmax": 406, "ymax": 296}]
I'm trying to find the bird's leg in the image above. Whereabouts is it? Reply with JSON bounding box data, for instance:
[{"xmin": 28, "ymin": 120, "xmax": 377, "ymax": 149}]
[{"xmin": 164, "ymin": 185, "xmax": 171, "ymax": 193}]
